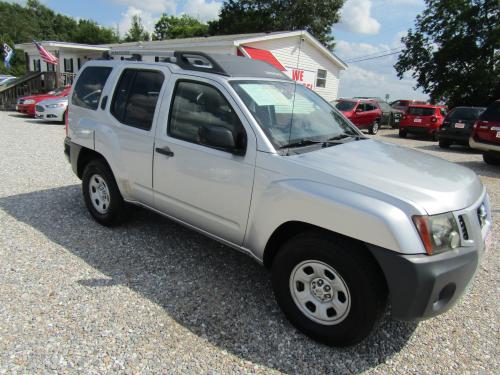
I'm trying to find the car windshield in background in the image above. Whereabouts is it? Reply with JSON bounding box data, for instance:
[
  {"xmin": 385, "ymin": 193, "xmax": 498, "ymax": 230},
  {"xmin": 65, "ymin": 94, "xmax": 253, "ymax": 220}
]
[
  {"xmin": 231, "ymin": 81, "xmax": 358, "ymax": 149},
  {"xmin": 408, "ymin": 107, "xmax": 435, "ymax": 116},
  {"xmin": 448, "ymin": 107, "xmax": 485, "ymax": 120},
  {"xmin": 335, "ymin": 101, "xmax": 357, "ymax": 111},
  {"xmin": 480, "ymin": 102, "xmax": 500, "ymax": 122}
]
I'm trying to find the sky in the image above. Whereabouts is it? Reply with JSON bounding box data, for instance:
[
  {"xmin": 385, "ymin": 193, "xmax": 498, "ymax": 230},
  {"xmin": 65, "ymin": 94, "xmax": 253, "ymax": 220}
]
[{"xmin": 15, "ymin": 0, "xmax": 429, "ymax": 101}]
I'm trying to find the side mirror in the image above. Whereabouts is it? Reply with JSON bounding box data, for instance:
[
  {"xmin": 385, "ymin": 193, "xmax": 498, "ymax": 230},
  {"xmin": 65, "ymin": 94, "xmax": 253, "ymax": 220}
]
[{"xmin": 199, "ymin": 125, "xmax": 245, "ymax": 155}]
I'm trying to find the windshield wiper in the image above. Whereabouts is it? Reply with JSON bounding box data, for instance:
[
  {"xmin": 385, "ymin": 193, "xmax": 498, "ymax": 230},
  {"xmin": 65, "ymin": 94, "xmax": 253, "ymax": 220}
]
[
  {"xmin": 326, "ymin": 133, "xmax": 363, "ymax": 142},
  {"xmin": 279, "ymin": 139, "xmax": 323, "ymax": 149}
]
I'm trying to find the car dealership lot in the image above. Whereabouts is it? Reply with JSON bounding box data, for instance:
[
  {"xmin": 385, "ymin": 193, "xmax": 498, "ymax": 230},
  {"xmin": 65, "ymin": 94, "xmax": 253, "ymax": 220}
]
[{"xmin": 0, "ymin": 111, "xmax": 498, "ymax": 374}]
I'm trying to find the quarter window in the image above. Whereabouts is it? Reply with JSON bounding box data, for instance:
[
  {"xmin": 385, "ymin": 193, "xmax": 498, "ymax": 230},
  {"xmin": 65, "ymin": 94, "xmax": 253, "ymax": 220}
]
[
  {"xmin": 111, "ymin": 69, "xmax": 164, "ymax": 131},
  {"xmin": 72, "ymin": 66, "xmax": 112, "ymax": 111},
  {"xmin": 316, "ymin": 69, "xmax": 327, "ymax": 88},
  {"xmin": 168, "ymin": 81, "xmax": 245, "ymax": 150}
]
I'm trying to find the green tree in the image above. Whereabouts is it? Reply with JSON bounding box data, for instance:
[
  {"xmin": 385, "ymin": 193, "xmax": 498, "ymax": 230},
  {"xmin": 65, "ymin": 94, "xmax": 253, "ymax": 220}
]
[
  {"xmin": 208, "ymin": 0, "xmax": 344, "ymax": 50},
  {"xmin": 395, "ymin": 0, "xmax": 500, "ymax": 107},
  {"xmin": 153, "ymin": 14, "xmax": 208, "ymax": 40},
  {"xmin": 125, "ymin": 15, "xmax": 150, "ymax": 42},
  {"xmin": 71, "ymin": 20, "xmax": 120, "ymax": 44}
]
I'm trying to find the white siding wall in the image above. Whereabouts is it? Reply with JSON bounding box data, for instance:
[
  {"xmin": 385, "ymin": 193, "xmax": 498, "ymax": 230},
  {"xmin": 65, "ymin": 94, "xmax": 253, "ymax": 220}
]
[
  {"xmin": 26, "ymin": 51, "xmax": 102, "ymax": 72},
  {"xmin": 243, "ymin": 37, "xmax": 341, "ymax": 102}
]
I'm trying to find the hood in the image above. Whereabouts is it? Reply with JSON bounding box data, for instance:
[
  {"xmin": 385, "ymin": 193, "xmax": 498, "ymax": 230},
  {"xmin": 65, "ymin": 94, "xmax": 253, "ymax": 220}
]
[
  {"xmin": 38, "ymin": 97, "xmax": 68, "ymax": 106},
  {"xmin": 289, "ymin": 139, "xmax": 483, "ymax": 215}
]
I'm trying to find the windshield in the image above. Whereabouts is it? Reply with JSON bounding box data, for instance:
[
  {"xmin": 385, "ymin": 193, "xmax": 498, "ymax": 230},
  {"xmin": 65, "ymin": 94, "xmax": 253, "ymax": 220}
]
[
  {"xmin": 335, "ymin": 100, "xmax": 357, "ymax": 111},
  {"xmin": 408, "ymin": 107, "xmax": 435, "ymax": 116},
  {"xmin": 231, "ymin": 81, "xmax": 359, "ymax": 149},
  {"xmin": 448, "ymin": 107, "xmax": 485, "ymax": 120}
]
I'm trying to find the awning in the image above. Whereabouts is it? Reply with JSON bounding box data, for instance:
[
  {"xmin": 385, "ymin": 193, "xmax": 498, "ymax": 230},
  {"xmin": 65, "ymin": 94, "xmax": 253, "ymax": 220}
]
[{"xmin": 239, "ymin": 46, "xmax": 286, "ymax": 71}]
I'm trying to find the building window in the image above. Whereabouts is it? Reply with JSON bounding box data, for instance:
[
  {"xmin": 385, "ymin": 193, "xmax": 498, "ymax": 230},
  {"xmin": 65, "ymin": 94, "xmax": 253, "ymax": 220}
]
[
  {"xmin": 33, "ymin": 59, "xmax": 41, "ymax": 72},
  {"xmin": 46, "ymin": 62, "xmax": 55, "ymax": 72},
  {"xmin": 316, "ymin": 69, "xmax": 327, "ymax": 88},
  {"xmin": 63, "ymin": 58, "xmax": 74, "ymax": 73},
  {"xmin": 77, "ymin": 58, "xmax": 82, "ymax": 70}
]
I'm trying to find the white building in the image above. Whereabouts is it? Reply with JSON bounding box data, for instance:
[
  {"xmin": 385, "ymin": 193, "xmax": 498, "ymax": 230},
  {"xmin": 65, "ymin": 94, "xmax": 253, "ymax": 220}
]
[{"xmin": 17, "ymin": 31, "xmax": 347, "ymax": 101}]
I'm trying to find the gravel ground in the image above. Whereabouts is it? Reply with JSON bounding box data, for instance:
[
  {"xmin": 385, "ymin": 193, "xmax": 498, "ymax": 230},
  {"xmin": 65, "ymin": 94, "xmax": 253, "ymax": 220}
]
[{"xmin": 0, "ymin": 112, "xmax": 498, "ymax": 374}]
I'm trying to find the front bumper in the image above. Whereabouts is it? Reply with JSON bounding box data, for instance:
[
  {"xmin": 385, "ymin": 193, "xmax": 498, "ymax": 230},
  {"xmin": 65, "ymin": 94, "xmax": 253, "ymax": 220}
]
[
  {"xmin": 16, "ymin": 104, "xmax": 35, "ymax": 116},
  {"xmin": 35, "ymin": 107, "xmax": 65, "ymax": 121}
]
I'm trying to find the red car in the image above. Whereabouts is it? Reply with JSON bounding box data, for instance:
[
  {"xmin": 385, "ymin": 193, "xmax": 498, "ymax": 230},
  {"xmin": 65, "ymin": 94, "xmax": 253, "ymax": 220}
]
[
  {"xmin": 390, "ymin": 99, "xmax": 427, "ymax": 113},
  {"xmin": 398, "ymin": 104, "xmax": 447, "ymax": 140},
  {"xmin": 335, "ymin": 99, "xmax": 382, "ymax": 134},
  {"xmin": 469, "ymin": 100, "xmax": 500, "ymax": 164},
  {"xmin": 16, "ymin": 86, "xmax": 71, "ymax": 117}
]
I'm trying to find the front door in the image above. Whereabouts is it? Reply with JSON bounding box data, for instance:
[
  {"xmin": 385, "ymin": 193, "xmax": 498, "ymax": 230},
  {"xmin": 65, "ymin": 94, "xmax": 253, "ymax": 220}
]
[{"xmin": 153, "ymin": 77, "xmax": 257, "ymax": 245}]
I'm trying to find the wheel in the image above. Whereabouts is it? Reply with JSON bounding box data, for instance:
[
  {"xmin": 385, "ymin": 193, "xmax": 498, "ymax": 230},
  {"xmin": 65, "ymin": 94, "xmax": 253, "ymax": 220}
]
[
  {"xmin": 439, "ymin": 139, "xmax": 451, "ymax": 148},
  {"xmin": 483, "ymin": 151, "xmax": 500, "ymax": 165},
  {"xmin": 272, "ymin": 232, "xmax": 387, "ymax": 347},
  {"xmin": 82, "ymin": 159, "xmax": 126, "ymax": 226},
  {"xmin": 368, "ymin": 120, "xmax": 380, "ymax": 135},
  {"xmin": 399, "ymin": 129, "xmax": 407, "ymax": 138}
]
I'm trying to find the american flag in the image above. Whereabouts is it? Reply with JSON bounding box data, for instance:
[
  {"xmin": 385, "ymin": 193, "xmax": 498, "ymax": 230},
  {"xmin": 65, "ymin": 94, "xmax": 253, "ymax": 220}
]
[{"xmin": 33, "ymin": 40, "xmax": 58, "ymax": 65}]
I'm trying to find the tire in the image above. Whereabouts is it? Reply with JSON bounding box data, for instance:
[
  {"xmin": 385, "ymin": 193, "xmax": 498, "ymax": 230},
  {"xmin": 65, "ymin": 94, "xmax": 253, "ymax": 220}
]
[
  {"xmin": 82, "ymin": 159, "xmax": 126, "ymax": 226},
  {"xmin": 368, "ymin": 120, "xmax": 380, "ymax": 135},
  {"xmin": 439, "ymin": 139, "xmax": 451, "ymax": 148},
  {"xmin": 483, "ymin": 151, "xmax": 500, "ymax": 165},
  {"xmin": 399, "ymin": 129, "xmax": 407, "ymax": 138},
  {"xmin": 271, "ymin": 232, "xmax": 387, "ymax": 347}
]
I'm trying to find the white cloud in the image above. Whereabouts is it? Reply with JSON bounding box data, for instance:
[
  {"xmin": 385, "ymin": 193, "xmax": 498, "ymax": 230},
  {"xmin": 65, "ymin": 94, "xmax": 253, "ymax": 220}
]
[
  {"xmin": 338, "ymin": 0, "xmax": 381, "ymax": 35},
  {"xmin": 183, "ymin": 0, "xmax": 221, "ymax": 22},
  {"xmin": 335, "ymin": 40, "xmax": 428, "ymax": 101},
  {"xmin": 113, "ymin": 0, "xmax": 177, "ymax": 14},
  {"xmin": 118, "ymin": 6, "xmax": 156, "ymax": 37}
]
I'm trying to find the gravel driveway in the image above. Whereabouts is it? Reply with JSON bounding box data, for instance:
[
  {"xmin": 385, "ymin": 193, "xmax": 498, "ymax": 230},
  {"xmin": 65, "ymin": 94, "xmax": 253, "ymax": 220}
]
[{"xmin": 0, "ymin": 112, "xmax": 498, "ymax": 374}]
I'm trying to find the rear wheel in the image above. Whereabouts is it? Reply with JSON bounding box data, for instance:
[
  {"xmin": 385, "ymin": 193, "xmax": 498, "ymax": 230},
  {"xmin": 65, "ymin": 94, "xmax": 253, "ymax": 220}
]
[
  {"xmin": 369, "ymin": 120, "xmax": 380, "ymax": 135},
  {"xmin": 399, "ymin": 129, "xmax": 407, "ymax": 138},
  {"xmin": 272, "ymin": 232, "xmax": 387, "ymax": 346},
  {"xmin": 439, "ymin": 139, "xmax": 451, "ymax": 148},
  {"xmin": 82, "ymin": 159, "xmax": 126, "ymax": 226},
  {"xmin": 483, "ymin": 151, "xmax": 500, "ymax": 165}
]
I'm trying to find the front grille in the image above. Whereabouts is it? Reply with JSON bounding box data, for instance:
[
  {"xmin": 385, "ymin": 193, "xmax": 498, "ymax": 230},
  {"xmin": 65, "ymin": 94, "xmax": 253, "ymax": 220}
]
[
  {"xmin": 458, "ymin": 215, "xmax": 469, "ymax": 240},
  {"xmin": 36, "ymin": 105, "xmax": 44, "ymax": 112}
]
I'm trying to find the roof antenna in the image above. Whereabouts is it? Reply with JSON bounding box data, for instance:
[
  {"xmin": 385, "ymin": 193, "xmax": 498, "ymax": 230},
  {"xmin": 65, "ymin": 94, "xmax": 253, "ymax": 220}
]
[{"xmin": 286, "ymin": 31, "xmax": 303, "ymax": 155}]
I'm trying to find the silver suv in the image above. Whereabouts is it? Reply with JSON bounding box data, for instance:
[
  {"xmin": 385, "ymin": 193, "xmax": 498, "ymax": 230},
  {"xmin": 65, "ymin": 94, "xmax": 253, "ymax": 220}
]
[{"xmin": 64, "ymin": 51, "xmax": 491, "ymax": 346}]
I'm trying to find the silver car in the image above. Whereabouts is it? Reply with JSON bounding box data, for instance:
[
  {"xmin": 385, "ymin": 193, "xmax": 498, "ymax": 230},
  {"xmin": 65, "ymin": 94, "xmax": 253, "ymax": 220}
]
[
  {"xmin": 64, "ymin": 52, "xmax": 492, "ymax": 347},
  {"xmin": 35, "ymin": 96, "xmax": 68, "ymax": 123}
]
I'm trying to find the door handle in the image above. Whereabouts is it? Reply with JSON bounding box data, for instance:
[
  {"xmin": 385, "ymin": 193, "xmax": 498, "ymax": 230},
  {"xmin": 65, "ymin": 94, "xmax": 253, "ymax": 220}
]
[{"xmin": 155, "ymin": 146, "xmax": 174, "ymax": 157}]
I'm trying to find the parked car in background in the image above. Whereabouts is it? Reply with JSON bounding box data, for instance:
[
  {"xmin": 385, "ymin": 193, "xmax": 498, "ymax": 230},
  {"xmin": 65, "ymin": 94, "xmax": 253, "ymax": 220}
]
[
  {"xmin": 35, "ymin": 96, "xmax": 68, "ymax": 123},
  {"xmin": 16, "ymin": 85, "xmax": 71, "ymax": 117},
  {"xmin": 399, "ymin": 104, "xmax": 447, "ymax": 140},
  {"xmin": 469, "ymin": 100, "xmax": 500, "ymax": 165},
  {"xmin": 438, "ymin": 106, "xmax": 486, "ymax": 148},
  {"xmin": 390, "ymin": 99, "xmax": 427, "ymax": 113},
  {"xmin": 353, "ymin": 97, "xmax": 404, "ymax": 128},
  {"xmin": 335, "ymin": 98, "xmax": 382, "ymax": 134}
]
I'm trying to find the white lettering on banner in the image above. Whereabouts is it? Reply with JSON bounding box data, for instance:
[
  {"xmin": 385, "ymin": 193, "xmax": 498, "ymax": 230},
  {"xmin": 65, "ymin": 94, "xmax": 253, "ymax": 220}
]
[{"xmin": 285, "ymin": 67, "xmax": 316, "ymax": 89}]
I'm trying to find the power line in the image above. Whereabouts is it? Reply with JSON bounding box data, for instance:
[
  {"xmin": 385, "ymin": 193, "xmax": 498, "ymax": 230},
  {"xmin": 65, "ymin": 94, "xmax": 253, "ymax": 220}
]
[
  {"xmin": 342, "ymin": 47, "xmax": 401, "ymax": 62},
  {"xmin": 345, "ymin": 50, "xmax": 403, "ymax": 63}
]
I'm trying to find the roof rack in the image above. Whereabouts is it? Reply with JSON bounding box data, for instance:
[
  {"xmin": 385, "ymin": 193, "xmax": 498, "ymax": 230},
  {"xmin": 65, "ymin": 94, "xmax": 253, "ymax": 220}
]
[{"xmin": 107, "ymin": 50, "xmax": 229, "ymax": 76}]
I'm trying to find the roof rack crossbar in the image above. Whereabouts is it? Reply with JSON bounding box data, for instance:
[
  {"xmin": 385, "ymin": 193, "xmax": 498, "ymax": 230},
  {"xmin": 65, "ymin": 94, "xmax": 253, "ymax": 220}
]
[{"xmin": 109, "ymin": 50, "xmax": 229, "ymax": 76}]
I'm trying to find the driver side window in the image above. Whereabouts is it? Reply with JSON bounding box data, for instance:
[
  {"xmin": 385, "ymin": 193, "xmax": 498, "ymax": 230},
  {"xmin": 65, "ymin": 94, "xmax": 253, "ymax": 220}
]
[{"xmin": 168, "ymin": 80, "xmax": 246, "ymax": 152}]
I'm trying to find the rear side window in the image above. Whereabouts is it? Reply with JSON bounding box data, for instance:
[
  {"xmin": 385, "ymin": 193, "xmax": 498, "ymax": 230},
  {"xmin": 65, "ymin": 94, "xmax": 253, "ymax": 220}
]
[
  {"xmin": 168, "ymin": 80, "xmax": 244, "ymax": 146},
  {"xmin": 72, "ymin": 66, "xmax": 112, "ymax": 110},
  {"xmin": 408, "ymin": 107, "xmax": 435, "ymax": 116},
  {"xmin": 111, "ymin": 69, "xmax": 164, "ymax": 131},
  {"xmin": 480, "ymin": 102, "xmax": 500, "ymax": 122}
]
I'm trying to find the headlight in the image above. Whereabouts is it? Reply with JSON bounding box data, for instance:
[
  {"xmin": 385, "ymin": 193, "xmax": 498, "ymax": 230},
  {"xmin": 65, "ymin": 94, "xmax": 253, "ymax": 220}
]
[
  {"xmin": 23, "ymin": 99, "xmax": 35, "ymax": 104},
  {"xmin": 46, "ymin": 103, "xmax": 65, "ymax": 108},
  {"xmin": 413, "ymin": 213, "xmax": 460, "ymax": 255}
]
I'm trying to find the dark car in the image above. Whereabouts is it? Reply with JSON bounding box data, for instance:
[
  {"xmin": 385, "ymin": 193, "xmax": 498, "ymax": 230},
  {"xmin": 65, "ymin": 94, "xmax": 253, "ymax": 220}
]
[
  {"xmin": 469, "ymin": 100, "xmax": 500, "ymax": 164},
  {"xmin": 438, "ymin": 106, "xmax": 486, "ymax": 148}
]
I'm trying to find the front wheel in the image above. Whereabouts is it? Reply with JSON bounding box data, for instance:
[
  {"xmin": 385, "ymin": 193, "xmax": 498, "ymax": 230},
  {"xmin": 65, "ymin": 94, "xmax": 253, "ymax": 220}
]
[
  {"xmin": 82, "ymin": 159, "xmax": 126, "ymax": 226},
  {"xmin": 272, "ymin": 232, "xmax": 387, "ymax": 346},
  {"xmin": 369, "ymin": 120, "xmax": 380, "ymax": 135},
  {"xmin": 483, "ymin": 151, "xmax": 500, "ymax": 165}
]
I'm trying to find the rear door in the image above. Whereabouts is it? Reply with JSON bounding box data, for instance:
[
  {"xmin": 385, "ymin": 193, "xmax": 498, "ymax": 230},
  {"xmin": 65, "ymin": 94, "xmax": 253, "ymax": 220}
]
[
  {"xmin": 96, "ymin": 64, "xmax": 170, "ymax": 205},
  {"xmin": 152, "ymin": 76, "xmax": 257, "ymax": 245}
]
